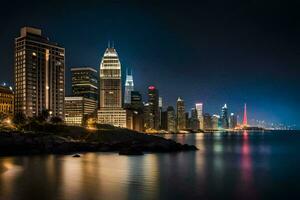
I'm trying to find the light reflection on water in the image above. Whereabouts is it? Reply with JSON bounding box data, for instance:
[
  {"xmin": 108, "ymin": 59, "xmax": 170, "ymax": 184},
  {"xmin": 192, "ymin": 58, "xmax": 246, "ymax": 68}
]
[{"xmin": 0, "ymin": 131, "xmax": 300, "ymax": 200}]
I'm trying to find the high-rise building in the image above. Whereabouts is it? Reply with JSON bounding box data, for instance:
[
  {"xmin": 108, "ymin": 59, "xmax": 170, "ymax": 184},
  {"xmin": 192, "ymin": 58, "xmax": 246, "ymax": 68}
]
[
  {"xmin": 14, "ymin": 27, "xmax": 65, "ymax": 118},
  {"xmin": 203, "ymin": 113, "xmax": 212, "ymax": 130},
  {"xmin": 195, "ymin": 103, "xmax": 204, "ymax": 130},
  {"xmin": 160, "ymin": 110, "xmax": 168, "ymax": 131},
  {"xmin": 243, "ymin": 103, "xmax": 248, "ymax": 126},
  {"xmin": 71, "ymin": 67, "xmax": 98, "ymax": 101},
  {"xmin": 124, "ymin": 69, "xmax": 134, "ymax": 105},
  {"xmin": 167, "ymin": 106, "xmax": 176, "ymax": 133},
  {"xmin": 190, "ymin": 108, "xmax": 199, "ymax": 131},
  {"xmin": 146, "ymin": 86, "xmax": 159, "ymax": 130},
  {"xmin": 185, "ymin": 112, "xmax": 190, "ymax": 129},
  {"xmin": 221, "ymin": 104, "xmax": 229, "ymax": 129},
  {"xmin": 176, "ymin": 97, "xmax": 186, "ymax": 130},
  {"xmin": 97, "ymin": 46, "xmax": 126, "ymax": 127},
  {"xmin": 65, "ymin": 97, "xmax": 97, "ymax": 126},
  {"xmin": 159, "ymin": 96, "xmax": 163, "ymax": 129},
  {"xmin": 130, "ymin": 91, "xmax": 143, "ymax": 111},
  {"xmin": 229, "ymin": 112, "xmax": 237, "ymax": 129},
  {"xmin": 212, "ymin": 114, "xmax": 220, "ymax": 130},
  {"xmin": 0, "ymin": 85, "xmax": 14, "ymax": 115}
]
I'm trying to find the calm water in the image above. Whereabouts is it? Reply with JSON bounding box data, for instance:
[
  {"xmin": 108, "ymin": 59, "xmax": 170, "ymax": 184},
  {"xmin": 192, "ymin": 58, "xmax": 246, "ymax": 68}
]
[{"xmin": 0, "ymin": 131, "xmax": 300, "ymax": 200}]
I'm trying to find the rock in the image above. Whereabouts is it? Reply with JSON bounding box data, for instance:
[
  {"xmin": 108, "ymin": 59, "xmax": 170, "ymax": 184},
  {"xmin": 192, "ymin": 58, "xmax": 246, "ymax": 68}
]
[{"xmin": 72, "ymin": 153, "xmax": 81, "ymax": 157}]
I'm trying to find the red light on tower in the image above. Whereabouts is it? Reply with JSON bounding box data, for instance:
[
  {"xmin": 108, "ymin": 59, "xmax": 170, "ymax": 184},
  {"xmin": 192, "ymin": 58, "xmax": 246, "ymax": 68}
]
[
  {"xmin": 148, "ymin": 86, "xmax": 155, "ymax": 90},
  {"xmin": 243, "ymin": 103, "xmax": 247, "ymax": 126}
]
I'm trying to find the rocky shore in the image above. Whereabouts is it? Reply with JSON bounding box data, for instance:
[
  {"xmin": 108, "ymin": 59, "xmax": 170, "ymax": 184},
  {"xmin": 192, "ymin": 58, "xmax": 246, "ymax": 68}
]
[{"xmin": 0, "ymin": 128, "xmax": 198, "ymax": 156}]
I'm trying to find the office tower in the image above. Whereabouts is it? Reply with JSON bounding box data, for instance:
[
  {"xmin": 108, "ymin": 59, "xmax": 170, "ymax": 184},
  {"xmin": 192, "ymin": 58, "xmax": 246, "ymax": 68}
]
[
  {"xmin": 243, "ymin": 103, "xmax": 248, "ymax": 126},
  {"xmin": 203, "ymin": 113, "xmax": 212, "ymax": 130},
  {"xmin": 190, "ymin": 108, "xmax": 199, "ymax": 131},
  {"xmin": 160, "ymin": 110, "xmax": 168, "ymax": 130},
  {"xmin": 185, "ymin": 112, "xmax": 190, "ymax": 129},
  {"xmin": 130, "ymin": 91, "xmax": 143, "ymax": 111},
  {"xmin": 0, "ymin": 85, "xmax": 14, "ymax": 115},
  {"xmin": 126, "ymin": 90, "xmax": 144, "ymax": 132},
  {"xmin": 124, "ymin": 69, "xmax": 134, "ymax": 105},
  {"xmin": 146, "ymin": 86, "xmax": 159, "ymax": 130},
  {"xmin": 229, "ymin": 113, "xmax": 237, "ymax": 129},
  {"xmin": 143, "ymin": 102, "xmax": 150, "ymax": 129},
  {"xmin": 71, "ymin": 67, "xmax": 98, "ymax": 101},
  {"xmin": 212, "ymin": 114, "xmax": 220, "ymax": 130},
  {"xmin": 159, "ymin": 96, "xmax": 163, "ymax": 129},
  {"xmin": 195, "ymin": 103, "xmax": 204, "ymax": 130},
  {"xmin": 65, "ymin": 97, "xmax": 97, "ymax": 126},
  {"xmin": 14, "ymin": 27, "xmax": 65, "ymax": 118},
  {"xmin": 97, "ymin": 46, "xmax": 126, "ymax": 127},
  {"xmin": 176, "ymin": 97, "xmax": 186, "ymax": 130},
  {"xmin": 221, "ymin": 104, "xmax": 229, "ymax": 129},
  {"xmin": 167, "ymin": 106, "xmax": 176, "ymax": 133}
]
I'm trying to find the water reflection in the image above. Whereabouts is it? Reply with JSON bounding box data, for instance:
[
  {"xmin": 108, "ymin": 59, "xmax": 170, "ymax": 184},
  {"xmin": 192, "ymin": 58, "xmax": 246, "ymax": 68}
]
[{"xmin": 0, "ymin": 131, "xmax": 299, "ymax": 200}]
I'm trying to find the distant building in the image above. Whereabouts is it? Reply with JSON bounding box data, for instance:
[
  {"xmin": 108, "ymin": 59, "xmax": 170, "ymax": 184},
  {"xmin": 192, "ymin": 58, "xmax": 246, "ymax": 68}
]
[
  {"xmin": 97, "ymin": 46, "xmax": 126, "ymax": 127},
  {"xmin": 176, "ymin": 97, "xmax": 186, "ymax": 130},
  {"xmin": 146, "ymin": 86, "xmax": 159, "ymax": 130},
  {"xmin": 71, "ymin": 67, "xmax": 98, "ymax": 101},
  {"xmin": 0, "ymin": 85, "xmax": 14, "ymax": 115},
  {"xmin": 185, "ymin": 112, "xmax": 190, "ymax": 129},
  {"xmin": 221, "ymin": 104, "xmax": 229, "ymax": 129},
  {"xmin": 203, "ymin": 113, "xmax": 212, "ymax": 130},
  {"xmin": 130, "ymin": 91, "xmax": 143, "ymax": 111},
  {"xmin": 212, "ymin": 114, "xmax": 220, "ymax": 130},
  {"xmin": 167, "ymin": 106, "xmax": 176, "ymax": 133},
  {"xmin": 159, "ymin": 96, "xmax": 163, "ymax": 129},
  {"xmin": 196, "ymin": 103, "xmax": 204, "ymax": 130},
  {"xmin": 190, "ymin": 108, "xmax": 199, "ymax": 131},
  {"xmin": 14, "ymin": 27, "xmax": 65, "ymax": 118},
  {"xmin": 229, "ymin": 113, "xmax": 237, "ymax": 129},
  {"xmin": 65, "ymin": 97, "xmax": 97, "ymax": 126},
  {"xmin": 124, "ymin": 69, "xmax": 134, "ymax": 105},
  {"xmin": 160, "ymin": 110, "xmax": 168, "ymax": 131}
]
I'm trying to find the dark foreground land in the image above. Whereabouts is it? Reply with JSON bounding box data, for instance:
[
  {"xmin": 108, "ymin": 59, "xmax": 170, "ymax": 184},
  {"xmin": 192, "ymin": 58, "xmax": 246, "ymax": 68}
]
[{"xmin": 0, "ymin": 124, "xmax": 197, "ymax": 156}]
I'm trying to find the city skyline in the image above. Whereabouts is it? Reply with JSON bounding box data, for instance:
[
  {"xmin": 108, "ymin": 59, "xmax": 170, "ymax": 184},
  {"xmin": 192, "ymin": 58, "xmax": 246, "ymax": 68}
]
[{"xmin": 0, "ymin": 1, "xmax": 299, "ymax": 128}]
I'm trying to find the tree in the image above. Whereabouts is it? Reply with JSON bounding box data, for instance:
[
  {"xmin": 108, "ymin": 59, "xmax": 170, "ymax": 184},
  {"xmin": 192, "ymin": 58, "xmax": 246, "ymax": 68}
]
[
  {"xmin": 50, "ymin": 116, "xmax": 63, "ymax": 124},
  {"xmin": 13, "ymin": 112, "xmax": 27, "ymax": 127},
  {"xmin": 38, "ymin": 109, "xmax": 49, "ymax": 122}
]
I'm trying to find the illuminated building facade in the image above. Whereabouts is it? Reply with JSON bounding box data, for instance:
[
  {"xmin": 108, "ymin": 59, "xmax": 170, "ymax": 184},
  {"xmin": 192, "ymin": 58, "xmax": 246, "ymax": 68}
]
[
  {"xmin": 176, "ymin": 97, "xmax": 186, "ymax": 130},
  {"xmin": 243, "ymin": 103, "xmax": 248, "ymax": 126},
  {"xmin": 65, "ymin": 96, "xmax": 97, "ymax": 126},
  {"xmin": 203, "ymin": 113, "xmax": 212, "ymax": 130},
  {"xmin": 146, "ymin": 86, "xmax": 159, "ymax": 130},
  {"xmin": 221, "ymin": 104, "xmax": 229, "ymax": 129},
  {"xmin": 195, "ymin": 103, "xmax": 204, "ymax": 130},
  {"xmin": 124, "ymin": 69, "xmax": 134, "ymax": 105},
  {"xmin": 212, "ymin": 114, "xmax": 220, "ymax": 130},
  {"xmin": 97, "ymin": 47, "xmax": 126, "ymax": 127},
  {"xmin": 0, "ymin": 85, "xmax": 14, "ymax": 115},
  {"xmin": 14, "ymin": 27, "xmax": 65, "ymax": 118},
  {"xmin": 71, "ymin": 67, "xmax": 98, "ymax": 101},
  {"xmin": 167, "ymin": 106, "xmax": 176, "ymax": 133},
  {"xmin": 190, "ymin": 108, "xmax": 199, "ymax": 131},
  {"xmin": 229, "ymin": 112, "xmax": 237, "ymax": 129}
]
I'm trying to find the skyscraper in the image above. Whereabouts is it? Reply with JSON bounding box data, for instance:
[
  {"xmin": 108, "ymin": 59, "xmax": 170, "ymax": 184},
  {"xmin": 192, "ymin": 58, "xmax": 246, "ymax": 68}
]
[
  {"xmin": 243, "ymin": 103, "xmax": 248, "ymax": 126},
  {"xmin": 97, "ymin": 46, "xmax": 126, "ymax": 127},
  {"xmin": 221, "ymin": 104, "xmax": 229, "ymax": 129},
  {"xmin": 229, "ymin": 113, "xmax": 237, "ymax": 129},
  {"xmin": 124, "ymin": 69, "xmax": 134, "ymax": 105},
  {"xmin": 167, "ymin": 106, "xmax": 176, "ymax": 133},
  {"xmin": 203, "ymin": 113, "xmax": 212, "ymax": 130},
  {"xmin": 14, "ymin": 27, "xmax": 65, "ymax": 118},
  {"xmin": 212, "ymin": 114, "xmax": 220, "ymax": 130},
  {"xmin": 195, "ymin": 103, "xmax": 204, "ymax": 130},
  {"xmin": 71, "ymin": 67, "xmax": 98, "ymax": 101},
  {"xmin": 176, "ymin": 97, "xmax": 186, "ymax": 130},
  {"xmin": 146, "ymin": 86, "xmax": 159, "ymax": 130},
  {"xmin": 190, "ymin": 108, "xmax": 199, "ymax": 131},
  {"xmin": 130, "ymin": 91, "xmax": 143, "ymax": 111}
]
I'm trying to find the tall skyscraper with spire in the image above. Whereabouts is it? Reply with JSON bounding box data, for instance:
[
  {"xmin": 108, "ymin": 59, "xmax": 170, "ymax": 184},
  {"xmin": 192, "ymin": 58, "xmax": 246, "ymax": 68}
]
[
  {"xmin": 97, "ymin": 45, "xmax": 126, "ymax": 127},
  {"xmin": 176, "ymin": 97, "xmax": 186, "ymax": 131},
  {"xmin": 221, "ymin": 104, "xmax": 229, "ymax": 129},
  {"xmin": 243, "ymin": 103, "xmax": 248, "ymax": 126},
  {"xmin": 124, "ymin": 69, "xmax": 134, "ymax": 105}
]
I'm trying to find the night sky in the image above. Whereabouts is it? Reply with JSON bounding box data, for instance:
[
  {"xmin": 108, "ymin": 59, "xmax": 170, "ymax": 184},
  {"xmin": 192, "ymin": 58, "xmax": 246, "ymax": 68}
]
[{"xmin": 0, "ymin": 0, "xmax": 299, "ymax": 128}]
